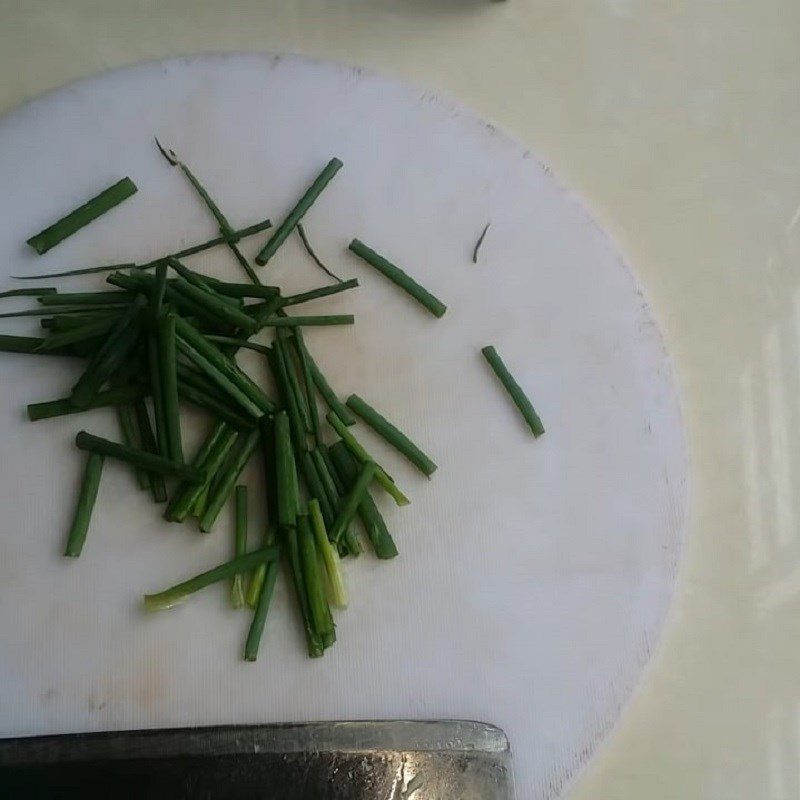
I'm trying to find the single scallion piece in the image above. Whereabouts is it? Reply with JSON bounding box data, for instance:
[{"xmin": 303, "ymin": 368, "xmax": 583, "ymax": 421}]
[
  {"xmin": 481, "ymin": 345, "xmax": 545, "ymax": 437},
  {"xmin": 329, "ymin": 442, "xmax": 397, "ymax": 560},
  {"xmin": 262, "ymin": 314, "xmax": 354, "ymax": 327},
  {"xmin": 244, "ymin": 554, "xmax": 280, "ymax": 661},
  {"xmin": 275, "ymin": 412, "xmax": 299, "ymax": 529},
  {"xmin": 307, "ymin": 353, "xmax": 355, "ymax": 426},
  {"xmin": 0, "ymin": 287, "xmax": 57, "ymax": 299},
  {"xmin": 309, "ymin": 498, "xmax": 347, "ymax": 608},
  {"xmin": 298, "ymin": 513, "xmax": 334, "ymax": 641},
  {"xmin": 348, "ymin": 238, "xmax": 447, "ymax": 318},
  {"xmin": 255, "ymin": 157, "xmax": 343, "ymax": 266},
  {"xmin": 279, "ymin": 278, "xmax": 359, "ymax": 308},
  {"xmin": 37, "ymin": 291, "xmax": 130, "ymax": 307},
  {"xmin": 326, "ymin": 411, "xmax": 409, "ymax": 506},
  {"xmin": 231, "ymin": 485, "xmax": 248, "ymax": 609},
  {"xmin": 115, "ymin": 403, "xmax": 150, "ymax": 490},
  {"xmin": 199, "ymin": 430, "xmax": 259, "ymax": 533},
  {"xmin": 296, "ymin": 222, "xmax": 343, "ymax": 283},
  {"xmin": 26, "ymin": 177, "xmax": 138, "ymax": 255},
  {"xmin": 64, "ymin": 453, "xmax": 105, "ymax": 557},
  {"xmin": 26, "ymin": 385, "xmax": 146, "ymax": 422},
  {"xmin": 0, "ymin": 334, "xmax": 83, "ymax": 357},
  {"xmin": 284, "ymin": 524, "xmax": 323, "ymax": 658},
  {"xmin": 37, "ymin": 314, "xmax": 117, "ymax": 352},
  {"xmin": 293, "ymin": 328, "xmax": 320, "ymax": 444},
  {"xmin": 143, "ymin": 546, "xmax": 279, "ymax": 612},
  {"xmin": 328, "ymin": 461, "xmax": 376, "ymax": 544},
  {"xmin": 272, "ymin": 335, "xmax": 309, "ymax": 452},
  {"xmin": 0, "ymin": 304, "xmax": 129, "ymax": 320},
  {"xmin": 133, "ymin": 400, "xmax": 168, "ymax": 503},
  {"xmin": 346, "ymin": 393, "xmax": 437, "ymax": 477},
  {"xmin": 75, "ymin": 430, "xmax": 204, "ymax": 482},
  {"xmin": 157, "ymin": 314, "xmax": 183, "ymax": 463}
]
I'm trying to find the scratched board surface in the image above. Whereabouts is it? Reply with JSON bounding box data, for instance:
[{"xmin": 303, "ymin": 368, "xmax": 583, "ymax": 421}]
[{"xmin": 0, "ymin": 54, "xmax": 688, "ymax": 798}]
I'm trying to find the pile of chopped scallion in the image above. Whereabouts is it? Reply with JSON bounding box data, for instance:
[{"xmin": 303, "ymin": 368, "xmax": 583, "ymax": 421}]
[{"xmin": 0, "ymin": 141, "xmax": 543, "ymax": 660}]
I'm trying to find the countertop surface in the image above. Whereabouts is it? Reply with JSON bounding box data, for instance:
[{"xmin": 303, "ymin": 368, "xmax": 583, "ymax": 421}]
[{"xmin": 1, "ymin": 2, "xmax": 797, "ymax": 798}]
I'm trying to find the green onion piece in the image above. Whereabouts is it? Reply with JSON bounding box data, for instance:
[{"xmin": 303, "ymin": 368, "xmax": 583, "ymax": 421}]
[
  {"xmin": 0, "ymin": 334, "xmax": 80, "ymax": 356},
  {"xmin": 177, "ymin": 383, "xmax": 257, "ymax": 430},
  {"xmin": 311, "ymin": 449, "xmax": 341, "ymax": 511},
  {"xmin": 26, "ymin": 385, "xmax": 144, "ymax": 422},
  {"xmin": 244, "ymin": 555, "xmax": 280, "ymax": 661},
  {"xmin": 134, "ymin": 401, "xmax": 167, "ymax": 503},
  {"xmin": 472, "ymin": 223, "xmax": 491, "ymax": 263},
  {"xmin": 279, "ymin": 333, "xmax": 312, "ymax": 433},
  {"xmin": 348, "ymin": 238, "xmax": 447, "ymax": 318},
  {"xmin": 147, "ymin": 332, "xmax": 168, "ymax": 457},
  {"xmin": 37, "ymin": 315, "xmax": 117, "ymax": 352},
  {"xmin": 296, "ymin": 222, "xmax": 343, "ymax": 283},
  {"xmin": 292, "ymin": 331, "xmax": 318, "ymax": 445},
  {"xmin": 305, "ymin": 354, "xmax": 355, "ymax": 426},
  {"xmin": 326, "ymin": 411, "xmax": 409, "ymax": 506},
  {"xmin": 0, "ymin": 304, "xmax": 129, "ymax": 320},
  {"xmin": 231, "ymin": 485, "xmax": 248, "ymax": 608},
  {"xmin": 279, "ymin": 279, "xmax": 359, "ymax": 308},
  {"xmin": 204, "ymin": 280, "xmax": 280, "ymax": 300},
  {"xmin": 37, "ymin": 291, "xmax": 130, "ymax": 307},
  {"xmin": 70, "ymin": 300, "xmax": 143, "ymax": 409},
  {"xmin": 481, "ymin": 345, "xmax": 545, "ymax": 437},
  {"xmin": 115, "ymin": 403, "xmax": 149, "ymax": 490},
  {"xmin": 143, "ymin": 546, "xmax": 279, "ymax": 612},
  {"xmin": 255, "ymin": 157, "xmax": 343, "ymax": 266},
  {"xmin": 246, "ymin": 418, "xmax": 279, "ymax": 609},
  {"xmin": 271, "ymin": 336, "xmax": 309, "ymax": 452},
  {"xmin": 64, "ymin": 453, "xmax": 104, "ymax": 557},
  {"xmin": 26, "ymin": 177, "xmax": 137, "ymax": 255},
  {"xmin": 169, "ymin": 273, "xmax": 257, "ymax": 333},
  {"xmin": 298, "ymin": 513, "xmax": 334, "ymax": 640},
  {"xmin": 0, "ymin": 287, "xmax": 57, "ymax": 299},
  {"xmin": 75, "ymin": 430, "xmax": 203, "ymax": 481},
  {"xmin": 165, "ymin": 422, "xmax": 237, "ymax": 523},
  {"xmin": 12, "ymin": 220, "xmax": 272, "ymax": 281},
  {"xmin": 328, "ymin": 461, "xmax": 376, "ymax": 544},
  {"xmin": 203, "ymin": 336, "xmax": 271, "ymax": 356},
  {"xmin": 275, "ymin": 411, "xmax": 299, "ymax": 529},
  {"xmin": 329, "ymin": 442, "xmax": 397, "ymax": 560},
  {"xmin": 173, "ymin": 315, "xmax": 274, "ymax": 416},
  {"xmin": 199, "ymin": 430, "xmax": 259, "ymax": 533},
  {"xmin": 299, "ymin": 451, "xmax": 334, "ymax": 526},
  {"xmin": 309, "ymin": 498, "xmax": 347, "ymax": 608},
  {"xmin": 262, "ymin": 314, "xmax": 353, "ymax": 327},
  {"xmin": 157, "ymin": 315, "xmax": 183, "ymax": 463},
  {"xmin": 284, "ymin": 525, "xmax": 323, "ymax": 658},
  {"xmin": 165, "ymin": 259, "xmax": 240, "ymax": 308},
  {"xmin": 346, "ymin": 393, "xmax": 437, "ymax": 477}
]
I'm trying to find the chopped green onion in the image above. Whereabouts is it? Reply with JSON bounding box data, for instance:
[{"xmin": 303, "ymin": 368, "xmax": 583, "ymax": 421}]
[
  {"xmin": 26, "ymin": 177, "xmax": 137, "ymax": 255},
  {"xmin": 143, "ymin": 546, "xmax": 279, "ymax": 612},
  {"xmin": 348, "ymin": 238, "xmax": 447, "ymax": 318},
  {"xmin": 328, "ymin": 461, "xmax": 376, "ymax": 544},
  {"xmin": 255, "ymin": 157, "xmax": 343, "ymax": 266},
  {"xmin": 75, "ymin": 430, "xmax": 203, "ymax": 482},
  {"xmin": 326, "ymin": 411, "xmax": 409, "ymax": 506},
  {"xmin": 275, "ymin": 411, "xmax": 299, "ymax": 529},
  {"xmin": 481, "ymin": 345, "xmax": 545, "ymax": 437},
  {"xmin": 231, "ymin": 485, "xmax": 248, "ymax": 609},
  {"xmin": 346, "ymin": 393, "xmax": 437, "ymax": 477},
  {"xmin": 64, "ymin": 453, "xmax": 105, "ymax": 557},
  {"xmin": 0, "ymin": 287, "xmax": 57, "ymax": 299},
  {"xmin": 26, "ymin": 385, "xmax": 146, "ymax": 422},
  {"xmin": 158, "ymin": 314, "xmax": 183, "ymax": 463},
  {"xmin": 262, "ymin": 314, "xmax": 354, "ymax": 327},
  {"xmin": 298, "ymin": 513, "xmax": 334, "ymax": 641},
  {"xmin": 309, "ymin": 498, "xmax": 347, "ymax": 608},
  {"xmin": 279, "ymin": 278, "xmax": 359, "ymax": 308}
]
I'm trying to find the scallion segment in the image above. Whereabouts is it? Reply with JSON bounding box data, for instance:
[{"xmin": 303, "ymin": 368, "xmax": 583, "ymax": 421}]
[
  {"xmin": 348, "ymin": 239, "xmax": 447, "ymax": 318},
  {"xmin": 64, "ymin": 453, "xmax": 104, "ymax": 557},
  {"xmin": 255, "ymin": 157, "xmax": 343, "ymax": 266},
  {"xmin": 26, "ymin": 177, "xmax": 137, "ymax": 255},
  {"xmin": 481, "ymin": 345, "xmax": 545, "ymax": 437}
]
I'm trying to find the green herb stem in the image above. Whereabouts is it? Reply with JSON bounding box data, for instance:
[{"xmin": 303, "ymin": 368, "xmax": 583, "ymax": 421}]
[
  {"xmin": 64, "ymin": 453, "xmax": 105, "ymax": 557},
  {"xmin": 481, "ymin": 345, "xmax": 545, "ymax": 437}
]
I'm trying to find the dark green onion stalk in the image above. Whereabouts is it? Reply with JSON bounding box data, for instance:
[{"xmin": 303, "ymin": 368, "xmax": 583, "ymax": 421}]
[
  {"xmin": 481, "ymin": 345, "xmax": 545, "ymax": 437},
  {"xmin": 64, "ymin": 453, "xmax": 104, "ymax": 557}
]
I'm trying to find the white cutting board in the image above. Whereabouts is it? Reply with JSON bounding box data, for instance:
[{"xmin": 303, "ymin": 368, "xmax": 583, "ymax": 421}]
[{"xmin": 0, "ymin": 54, "xmax": 687, "ymax": 798}]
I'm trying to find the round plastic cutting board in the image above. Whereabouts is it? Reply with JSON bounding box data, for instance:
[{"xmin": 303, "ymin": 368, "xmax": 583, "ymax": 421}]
[{"xmin": 0, "ymin": 54, "xmax": 688, "ymax": 798}]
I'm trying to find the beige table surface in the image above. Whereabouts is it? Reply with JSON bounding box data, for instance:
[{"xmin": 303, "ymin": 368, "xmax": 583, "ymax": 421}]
[{"xmin": 2, "ymin": 2, "xmax": 796, "ymax": 798}]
